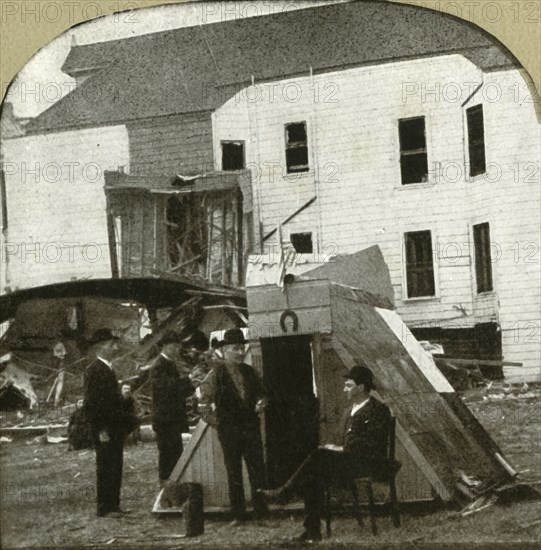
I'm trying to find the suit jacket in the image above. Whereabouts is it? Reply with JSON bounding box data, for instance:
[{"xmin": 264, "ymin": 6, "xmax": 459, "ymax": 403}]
[
  {"xmin": 200, "ymin": 362, "xmax": 265, "ymax": 428},
  {"xmin": 150, "ymin": 355, "xmax": 193, "ymax": 432},
  {"xmin": 341, "ymin": 396, "xmax": 391, "ymax": 463},
  {"xmin": 83, "ymin": 358, "xmax": 124, "ymax": 437}
]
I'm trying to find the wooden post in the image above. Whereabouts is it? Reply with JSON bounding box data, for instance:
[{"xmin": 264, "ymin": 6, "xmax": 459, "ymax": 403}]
[
  {"xmin": 237, "ymin": 191, "xmax": 244, "ymax": 286},
  {"xmin": 221, "ymin": 198, "xmax": 228, "ymax": 285}
]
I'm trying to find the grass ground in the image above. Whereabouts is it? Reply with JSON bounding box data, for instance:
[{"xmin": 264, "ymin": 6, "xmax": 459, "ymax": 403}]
[{"xmin": 1, "ymin": 389, "xmax": 540, "ymax": 548}]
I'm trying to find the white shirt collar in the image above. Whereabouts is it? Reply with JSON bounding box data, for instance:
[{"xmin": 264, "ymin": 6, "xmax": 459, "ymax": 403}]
[
  {"xmin": 98, "ymin": 356, "xmax": 113, "ymax": 369},
  {"xmin": 160, "ymin": 351, "xmax": 174, "ymax": 362},
  {"xmin": 351, "ymin": 397, "xmax": 370, "ymax": 416}
]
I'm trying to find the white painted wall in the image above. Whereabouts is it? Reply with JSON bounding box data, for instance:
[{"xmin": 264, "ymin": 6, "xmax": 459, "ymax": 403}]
[
  {"xmin": 1, "ymin": 125, "xmax": 130, "ymax": 291},
  {"xmin": 214, "ymin": 55, "xmax": 540, "ymax": 380}
]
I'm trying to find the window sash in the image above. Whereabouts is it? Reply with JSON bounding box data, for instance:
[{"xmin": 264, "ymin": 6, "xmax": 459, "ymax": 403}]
[
  {"xmin": 399, "ymin": 117, "xmax": 428, "ymax": 184},
  {"xmin": 285, "ymin": 122, "xmax": 309, "ymax": 173},
  {"xmin": 405, "ymin": 230, "xmax": 435, "ymax": 297},
  {"xmin": 467, "ymin": 105, "xmax": 486, "ymax": 177},
  {"xmin": 473, "ymin": 222, "xmax": 493, "ymax": 293}
]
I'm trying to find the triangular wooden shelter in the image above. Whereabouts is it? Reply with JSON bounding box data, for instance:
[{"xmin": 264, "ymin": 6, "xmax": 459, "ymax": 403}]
[{"xmin": 154, "ymin": 247, "xmax": 514, "ymax": 512}]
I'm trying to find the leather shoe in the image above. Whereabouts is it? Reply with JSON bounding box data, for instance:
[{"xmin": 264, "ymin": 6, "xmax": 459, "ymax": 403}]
[
  {"xmin": 113, "ymin": 508, "xmax": 131, "ymax": 514},
  {"xmin": 98, "ymin": 511, "xmax": 123, "ymax": 519},
  {"xmin": 258, "ymin": 487, "xmax": 284, "ymax": 500},
  {"xmin": 294, "ymin": 530, "xmax": 322, "ymax": 543}
]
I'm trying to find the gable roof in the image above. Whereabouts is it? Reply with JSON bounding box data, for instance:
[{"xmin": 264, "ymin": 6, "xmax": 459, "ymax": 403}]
[{"xmin": 27, "ymin": 0, "xmax": 517, "ymax": 134}]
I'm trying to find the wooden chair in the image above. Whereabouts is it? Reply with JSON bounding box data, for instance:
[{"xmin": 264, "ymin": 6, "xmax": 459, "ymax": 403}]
[{"xmin": 324, "ymin": 416, "xmax": 401, "ymax": 536}]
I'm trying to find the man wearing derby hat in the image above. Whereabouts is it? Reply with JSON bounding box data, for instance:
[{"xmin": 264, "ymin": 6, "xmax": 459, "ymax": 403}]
[
  {"xmin": 150, "ymin": 333, "xmax": 194, "ymax": 487},
  {"xmin": 260, "ymin": 363, "xmax": 391, "ymax": 542},
  {"xmin": 83, "ymin": 328, "xmax": 129, "ymax": 518},
  {"xmin": 200, "ymin": 328, "xmax": 269, "ymax": 524}
]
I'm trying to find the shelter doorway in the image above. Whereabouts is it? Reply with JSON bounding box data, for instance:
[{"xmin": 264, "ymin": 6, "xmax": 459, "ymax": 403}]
[{"xmin": 260, "ymin": 336, "xmax": 319, "ymax": 487}]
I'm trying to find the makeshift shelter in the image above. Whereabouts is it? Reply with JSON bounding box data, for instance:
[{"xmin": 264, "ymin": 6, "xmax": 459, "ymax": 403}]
[{"xmin": 155, "ymin": 247, "xmax": 514, "ymax": 511}]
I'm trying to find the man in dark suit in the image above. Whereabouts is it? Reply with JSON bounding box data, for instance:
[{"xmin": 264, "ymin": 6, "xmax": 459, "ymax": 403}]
[
  {"xmin": 83, "ymin": 329, "xmax": 128, "ymax": 518},
  {"xmin": 261, "ymin": 364, "xmax": 391, "ymax": 542},
  {"xmin": 200, "ymin": 328, "xmax": 268, "ymax": 524},
  {"xmin": 151, "ymin": 335, "xmax": 194, "ymax": 486}
]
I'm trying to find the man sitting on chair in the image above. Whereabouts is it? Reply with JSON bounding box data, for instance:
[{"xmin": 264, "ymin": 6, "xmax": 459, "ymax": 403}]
[{"xmin": 260, "ymin": 364, "xmax": 391, "ymax": 542}]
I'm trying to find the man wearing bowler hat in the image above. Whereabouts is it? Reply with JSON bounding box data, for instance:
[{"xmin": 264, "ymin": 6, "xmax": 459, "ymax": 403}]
[
  {"xmin": 260, "ymin": 363, "xmax": 391, "ymax": 542},
  {"xmin": 83, "ymin": 329, "xmax": 129, "ymax": 518},
  {"xmin": 200, "ymin": 328, "xmax": 268, "ymax": 524}
]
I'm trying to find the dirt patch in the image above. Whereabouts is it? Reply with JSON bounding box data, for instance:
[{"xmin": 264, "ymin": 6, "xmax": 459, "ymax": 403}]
[{"xmin": 1, "ymin": 390, "xmax": 540, "ymax": 548}]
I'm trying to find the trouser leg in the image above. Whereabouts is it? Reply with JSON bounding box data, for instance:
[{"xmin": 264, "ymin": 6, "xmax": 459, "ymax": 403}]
[
  {"xmin": 95, "ymin": 439, "xmax": 116, "ymax": 515},
  {"xmin": 156, "ymin": 424, "xmax": 184, "ymax": 481},
  {"xmin": 242, "ymin": 425, "xmax": 268, "ymax": 515},
  {"xmin": 110, "ymin": 436, "xmax": 124, "ymax": 509},
  {"xmin": 218, "ymin": 427, "xmax": 246, "ymax": 520}
]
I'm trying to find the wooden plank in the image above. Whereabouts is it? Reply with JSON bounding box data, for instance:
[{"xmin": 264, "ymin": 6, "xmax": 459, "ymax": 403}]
[
  {"xmin": 247, "ymin": 280, "xmax": 330, "ymax": 313},
  {"xmin": 169, "ymin": 420, "xmax": 208, "ymax": 482},
  {"xmin": 249, "ymin": 307, "xmax": 332, "ymax": 339}
]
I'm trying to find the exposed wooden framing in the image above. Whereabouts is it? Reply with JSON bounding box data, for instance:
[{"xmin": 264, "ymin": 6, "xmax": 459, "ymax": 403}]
[
  {"xmin": 237, "ymin": 192, "xmax": 244, "ymax": 286},
  {"xmin": 221, "ymin": 198, "xmax": 228, "ymax": 285}
]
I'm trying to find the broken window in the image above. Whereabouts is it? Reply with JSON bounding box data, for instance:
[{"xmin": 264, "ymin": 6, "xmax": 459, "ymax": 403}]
[
  {"xmin": 405, "ymin": 230, "xmax": 435, "ymax": 297},
  {"xmin": 222, "ymin": 141, "xmax": 245, "ymax": 170},
  {"xmin": 285, "ymin": 122, "xmax": 309, "ymax": 173},
  {"xmin": 290, "ymin": 232, "xmax": 313, "ymax": 253},
  {"xmin": 399, "ymin": 117, "xmax": 428, "ymax": 184},
  {"xmin": 467, "ymin": 105, "xmax": 486, "ymax": 177},
  {"xmin": 473, "ymin": 222, "xmax": 493, "ymax": 293}
]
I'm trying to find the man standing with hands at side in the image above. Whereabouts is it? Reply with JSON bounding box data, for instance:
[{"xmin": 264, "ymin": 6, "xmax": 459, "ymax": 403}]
[
  {"xmin": 83, "ymin": 329, "xmax": 129, "ymax": 518},
  {"xmin": 150, "ymin": 334, "xmax": 194, "ymax": 487},
  {"xmin": 200, "ymin": 328, "xmax": 269, "ymax": 525}
]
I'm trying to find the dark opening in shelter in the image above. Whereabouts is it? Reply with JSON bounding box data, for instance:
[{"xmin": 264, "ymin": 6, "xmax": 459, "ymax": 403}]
[{"xmin": 261, "ymin": 336, "xmax": 319, "ymax": 487}]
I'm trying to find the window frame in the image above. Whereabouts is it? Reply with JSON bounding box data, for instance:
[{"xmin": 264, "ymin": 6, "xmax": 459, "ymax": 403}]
[
  {"xmin": 403, "ymin": 229, "xmax": 437, "ymax": 299},
  {"xmin": 472, "ymin": 221, "xmax": 494, "ymax": 294},
  {"xmin": 221, "ymin": 140, "xmax": 246, "ymax": 171},
  {"xmin": 284, "ymin": 121, "xmax": 309, "ymax": 174},
  {"xmin": 466, "ymin": 104, "xmax": 486, "ymax": 178},
  {"xmin": 398, "ymin": 116, "xmax": 429, "ymax": 185}
]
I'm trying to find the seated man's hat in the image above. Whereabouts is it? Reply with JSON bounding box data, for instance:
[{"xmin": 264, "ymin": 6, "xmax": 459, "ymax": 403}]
[{"xmin": 345, "ymin": 364, "xmax": 375, "ymax": 391}]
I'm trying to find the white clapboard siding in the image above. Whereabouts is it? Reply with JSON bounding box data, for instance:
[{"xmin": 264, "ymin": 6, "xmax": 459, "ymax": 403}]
[
  {"xmin": 1, "ymin": 125, "xmax": 130, "ymax": 291},
  {"xmin": 214, "ymin": 55, "xmax": 540, "ymax": 380}
]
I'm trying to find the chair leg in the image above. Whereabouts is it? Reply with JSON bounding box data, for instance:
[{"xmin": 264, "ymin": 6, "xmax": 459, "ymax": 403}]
[
  {"xmin": 366, "ymin": 481, "xmax": 377, "ymax": 536},
  {"xmin": 389, "ymin": 478, "xmax": 401, "ymax": 528},
  {"xmin": 325, "ymin": 484, "xmax": 331, "ymax": 537},
  {"xmin": 350, "ymin": 482, "xmax": 363, "ymax": 527}
]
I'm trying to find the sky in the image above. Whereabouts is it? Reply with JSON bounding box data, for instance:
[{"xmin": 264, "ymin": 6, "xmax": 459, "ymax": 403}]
[{"xmin": 7, "ymin": 0, "xmax": 346, "ymax": 118}]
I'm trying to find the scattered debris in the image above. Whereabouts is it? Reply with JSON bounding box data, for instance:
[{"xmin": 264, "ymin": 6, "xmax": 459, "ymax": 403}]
[
  {"xmin": 459, "ymin": 493, "xmax": 499, "ymax": 517},
  {"xmin": 0, "ymin": 362, "xmax": 38, "ymax": 410},
  {"xmin": 46, "ymin": 435, "xmax": 67, "ymax": 444}
]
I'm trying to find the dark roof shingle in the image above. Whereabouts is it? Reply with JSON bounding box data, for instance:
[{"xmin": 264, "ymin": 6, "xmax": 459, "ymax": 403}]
[{"xmin": 28, "ymin": 0, "xmax": 516, "ymax": 133}]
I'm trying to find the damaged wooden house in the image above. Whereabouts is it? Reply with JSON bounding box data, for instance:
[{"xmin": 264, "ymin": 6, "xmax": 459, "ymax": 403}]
[{"xmin": 1, "ymin": 1, "xmax": 539, "ymax": 382}]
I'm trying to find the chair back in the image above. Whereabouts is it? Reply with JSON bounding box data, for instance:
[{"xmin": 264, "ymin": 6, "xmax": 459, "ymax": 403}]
[{"xmin": 388, "ymin": 416, "xmax": 396, "ymax": 461}]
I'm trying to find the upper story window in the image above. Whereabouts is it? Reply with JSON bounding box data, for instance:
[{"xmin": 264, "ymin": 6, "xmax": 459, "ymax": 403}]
[
  {"xmin": 466, "ymin": 105, "xmax": 486, "ymax": 177},
  {"xmin": 399, "ymin": 117, "xmax": 428, "ymax": 184},
  {"xmin": 404, "ymin": 230, "xmax": 435, "ymax": 298},
  {"xmin": 285, "ymin": 122, "xmax": 309, "ymax": 174},
  {"xmin": 473, "ymin": 222, "xmax": 493, "ymax": 293},
  {"xmin": 222, "ymin": 141, "xmax": 245, "ymax": 170}
]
